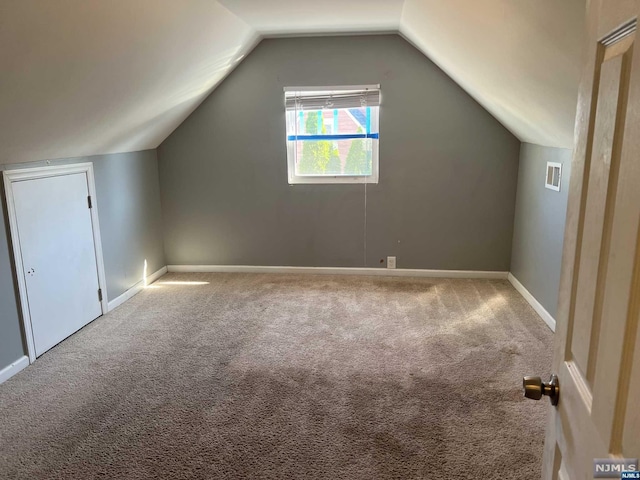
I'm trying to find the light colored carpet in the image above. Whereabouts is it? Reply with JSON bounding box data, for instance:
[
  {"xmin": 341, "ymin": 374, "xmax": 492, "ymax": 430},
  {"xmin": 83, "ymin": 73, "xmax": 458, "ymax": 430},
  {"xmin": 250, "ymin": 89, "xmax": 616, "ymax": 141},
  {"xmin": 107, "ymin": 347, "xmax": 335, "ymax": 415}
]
[{"xmin": 0, "ymin": 273, "xmax": 553, "ymax": 479}]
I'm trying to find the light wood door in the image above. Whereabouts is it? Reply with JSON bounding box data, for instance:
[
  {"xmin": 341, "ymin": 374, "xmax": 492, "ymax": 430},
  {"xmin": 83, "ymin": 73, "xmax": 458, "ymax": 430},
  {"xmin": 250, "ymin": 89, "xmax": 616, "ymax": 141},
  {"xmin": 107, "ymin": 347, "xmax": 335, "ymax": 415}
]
[
  {"xmin": 12, "ymin": 173, "xmax": 103, "ymax": 356},
  {"xmin": 543, "ymin": 1, "xmax": 640, "ymax": 479}
]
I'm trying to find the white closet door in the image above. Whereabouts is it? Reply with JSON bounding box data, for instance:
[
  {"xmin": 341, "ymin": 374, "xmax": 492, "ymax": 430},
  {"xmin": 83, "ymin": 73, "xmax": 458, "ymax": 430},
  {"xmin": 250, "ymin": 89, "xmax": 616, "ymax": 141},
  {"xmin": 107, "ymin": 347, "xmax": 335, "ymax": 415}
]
[{"xmin": 13, "ymin": 172, "xmax": 103, "ymax": 357}]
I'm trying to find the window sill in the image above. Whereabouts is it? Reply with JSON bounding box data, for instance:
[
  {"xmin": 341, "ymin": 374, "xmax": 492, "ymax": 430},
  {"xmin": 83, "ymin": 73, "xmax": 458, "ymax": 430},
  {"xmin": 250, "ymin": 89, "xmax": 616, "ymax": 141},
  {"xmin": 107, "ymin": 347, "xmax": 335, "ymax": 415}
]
[{"xmin": 288, "ymin": 175, "xmax": 378, "ymax": 185}]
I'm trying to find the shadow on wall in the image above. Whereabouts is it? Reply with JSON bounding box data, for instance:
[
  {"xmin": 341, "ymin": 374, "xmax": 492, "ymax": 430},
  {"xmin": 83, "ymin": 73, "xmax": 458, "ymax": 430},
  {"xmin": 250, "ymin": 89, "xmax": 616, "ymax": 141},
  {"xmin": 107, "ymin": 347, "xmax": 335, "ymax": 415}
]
[
  {"xmin": 0, "ymin": 180, "xmax": 27, "ymax": 361},
  {"xmin": 510, "ymin": 143, "xmax": 572, "ymax": 319}
]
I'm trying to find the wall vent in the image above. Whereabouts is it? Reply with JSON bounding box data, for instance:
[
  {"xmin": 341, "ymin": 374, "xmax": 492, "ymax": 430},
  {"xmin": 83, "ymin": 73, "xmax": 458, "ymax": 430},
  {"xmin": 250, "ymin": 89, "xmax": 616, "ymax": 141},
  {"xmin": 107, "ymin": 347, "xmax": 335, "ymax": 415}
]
[{"xmin": 545, "ymin": 162, "xmax": 562, "ymax": 192}]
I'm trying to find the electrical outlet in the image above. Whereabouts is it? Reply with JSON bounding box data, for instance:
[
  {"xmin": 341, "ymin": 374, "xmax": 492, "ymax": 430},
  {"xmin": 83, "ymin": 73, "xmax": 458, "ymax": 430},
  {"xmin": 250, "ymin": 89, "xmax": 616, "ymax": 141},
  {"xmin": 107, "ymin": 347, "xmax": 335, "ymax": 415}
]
[{"xmin": 387, "ymin": 256, "xmax": 396, "ymax": 269}]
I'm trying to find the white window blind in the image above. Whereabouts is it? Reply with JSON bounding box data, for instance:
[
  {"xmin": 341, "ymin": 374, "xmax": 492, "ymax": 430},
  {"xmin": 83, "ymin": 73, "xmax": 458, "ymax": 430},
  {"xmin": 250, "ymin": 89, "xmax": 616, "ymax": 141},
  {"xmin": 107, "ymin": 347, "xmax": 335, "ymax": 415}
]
[{"xmin": 285, "ymin": 86, "xmax": 381, "ymax": 111}]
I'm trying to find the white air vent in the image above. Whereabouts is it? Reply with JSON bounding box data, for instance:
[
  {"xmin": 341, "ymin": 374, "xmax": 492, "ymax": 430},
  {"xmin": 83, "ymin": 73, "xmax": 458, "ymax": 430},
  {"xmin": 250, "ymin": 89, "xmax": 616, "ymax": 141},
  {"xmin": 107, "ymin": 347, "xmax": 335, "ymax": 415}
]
[{"xmin": 545, "ymin": 162, "xmax": 562, "ymax": 192}]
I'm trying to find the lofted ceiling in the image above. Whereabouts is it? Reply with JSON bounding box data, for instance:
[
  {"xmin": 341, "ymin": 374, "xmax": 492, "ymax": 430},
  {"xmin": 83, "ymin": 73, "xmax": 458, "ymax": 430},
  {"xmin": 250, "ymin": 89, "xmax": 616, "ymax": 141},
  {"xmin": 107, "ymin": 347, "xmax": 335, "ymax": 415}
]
[
  {"xmin": 0, "ymin": 0, "xmax": 585, "ymax": 165},
  {"xmin": 217, "ymin": 0, "xmax": 405, "ymax": 35},
  {"xmin": 400, "ymin": 0, "xmax": 586, "ymax": 148}
]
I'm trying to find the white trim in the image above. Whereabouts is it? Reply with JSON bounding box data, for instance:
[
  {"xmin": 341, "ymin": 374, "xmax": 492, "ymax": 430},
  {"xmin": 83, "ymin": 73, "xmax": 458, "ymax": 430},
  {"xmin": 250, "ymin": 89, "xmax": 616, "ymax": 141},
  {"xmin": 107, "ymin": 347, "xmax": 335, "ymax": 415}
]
[
  {"xmin": 557, "ymin": 464, "xmax": 570, "ymax": 480},
  {"xmin": 508, "ymin": 273, "xmax": 556, "ymax": 332},
  {"xmin": 85, "ymin": 165, "xmax": 110, "ymax": 313},
  {"xmin": 2, "ymin": 162, "xmax": 109, "ymax": 363},
  {"xmin": 264, "ymin": 30, "xmax": 399, "ymax": 40},
  {"xmin": 107, "ymin": 266, "xmax": 168, "ymax": 311},
  {"xmin": 0, "ymin": 356, "xmax": 29, "ymax": 385},
  {"xmin": 2, "ymin": 163, "xmax": 96, "ymax": 181},
  {"xmin": 167, "ymin": 265, "xmax": 509, "ymax": 279}
]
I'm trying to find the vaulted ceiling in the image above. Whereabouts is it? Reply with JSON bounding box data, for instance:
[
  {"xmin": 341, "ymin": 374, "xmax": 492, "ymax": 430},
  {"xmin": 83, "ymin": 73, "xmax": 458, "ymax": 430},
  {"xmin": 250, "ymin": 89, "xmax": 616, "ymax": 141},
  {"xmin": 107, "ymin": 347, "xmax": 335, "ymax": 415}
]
[{"xmin": 0, "ymin": 0, "xmax": 585, "ymax": 165}]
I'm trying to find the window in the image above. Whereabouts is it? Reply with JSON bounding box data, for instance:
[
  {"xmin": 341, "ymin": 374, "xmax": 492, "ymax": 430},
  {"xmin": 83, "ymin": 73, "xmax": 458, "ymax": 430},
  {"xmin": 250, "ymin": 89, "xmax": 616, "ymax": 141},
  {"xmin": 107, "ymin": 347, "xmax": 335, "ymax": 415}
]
[{"xmin": 285, "ymin": 85, "xmax": 380, "ymax": 184}]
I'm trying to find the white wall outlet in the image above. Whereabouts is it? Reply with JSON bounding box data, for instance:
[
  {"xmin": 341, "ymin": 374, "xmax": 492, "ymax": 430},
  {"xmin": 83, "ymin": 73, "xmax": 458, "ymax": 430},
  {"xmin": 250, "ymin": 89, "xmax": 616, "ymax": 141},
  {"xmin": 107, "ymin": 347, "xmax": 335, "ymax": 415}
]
[{"xmin": 387, "ymin": 256, "xmax": 396, "ymax": 269}]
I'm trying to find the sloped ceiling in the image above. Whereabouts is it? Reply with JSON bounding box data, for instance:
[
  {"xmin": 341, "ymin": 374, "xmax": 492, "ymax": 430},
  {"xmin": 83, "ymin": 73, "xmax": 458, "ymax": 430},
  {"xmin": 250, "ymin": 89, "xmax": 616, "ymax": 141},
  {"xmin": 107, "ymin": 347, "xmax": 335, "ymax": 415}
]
[
  {"xmin": 0, "ymin": 0, "xmax": 584, "ymax": 165},
  {"xmin": 400, "ymin": 0, "xmax": 586, "ymax": 148},
  {"xmin": 217, "ymin": 0, "xmax": 405, "ymax": 34},
  {"xmin": 0, "ymin": 0, "xmax": 257, "ymax": 165}
]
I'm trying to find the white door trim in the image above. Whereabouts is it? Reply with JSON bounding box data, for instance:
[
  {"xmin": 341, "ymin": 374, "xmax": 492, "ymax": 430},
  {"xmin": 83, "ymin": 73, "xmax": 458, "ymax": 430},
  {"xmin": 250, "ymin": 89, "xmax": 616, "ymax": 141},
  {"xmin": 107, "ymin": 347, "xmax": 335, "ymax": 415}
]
[{"xmin": 3, "ymin": 163, "xmax": 109, "ymax": 364}]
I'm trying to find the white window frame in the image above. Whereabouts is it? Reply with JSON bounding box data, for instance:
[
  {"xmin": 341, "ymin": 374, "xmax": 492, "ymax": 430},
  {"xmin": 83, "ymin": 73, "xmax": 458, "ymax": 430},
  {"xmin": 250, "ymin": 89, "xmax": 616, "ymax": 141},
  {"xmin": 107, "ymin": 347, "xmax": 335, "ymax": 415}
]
[{"xmin": 285, "ymin": 85, "xmax": 380, "ymax": 185}]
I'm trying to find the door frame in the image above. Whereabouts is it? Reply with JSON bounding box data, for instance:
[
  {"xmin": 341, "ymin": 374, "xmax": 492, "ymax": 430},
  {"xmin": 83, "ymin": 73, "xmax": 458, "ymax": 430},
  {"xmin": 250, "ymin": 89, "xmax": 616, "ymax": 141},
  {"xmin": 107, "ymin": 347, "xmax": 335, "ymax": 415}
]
[{"xmin": 2, "ymin": 163, "xmax": 109, "ymax": 364}]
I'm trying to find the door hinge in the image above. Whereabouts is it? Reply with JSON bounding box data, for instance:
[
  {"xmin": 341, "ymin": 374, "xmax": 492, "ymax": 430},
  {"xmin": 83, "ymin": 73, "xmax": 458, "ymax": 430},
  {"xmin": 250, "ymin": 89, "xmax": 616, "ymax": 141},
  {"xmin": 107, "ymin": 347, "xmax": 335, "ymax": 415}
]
[
  {"xmin": 98, "ymin": 288, "xmax": 103, "ymax": 302},
  {"xmin": 88, "ymin": 195, "xmax": 93, "ymax": 209}
]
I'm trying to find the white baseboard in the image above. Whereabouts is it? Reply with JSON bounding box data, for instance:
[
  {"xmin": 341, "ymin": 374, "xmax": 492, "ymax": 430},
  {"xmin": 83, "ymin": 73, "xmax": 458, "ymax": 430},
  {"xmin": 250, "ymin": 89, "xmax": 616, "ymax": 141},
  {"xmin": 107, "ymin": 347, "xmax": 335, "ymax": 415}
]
[
  {"xmin": 167, "ymin": 265, "xmax": 509, "ymax": 279},
  {"xmin": 508, "ymin": 273, "xmax": 556, "ymax": 332},
  {"xmin": 107, "ymin": 266, "xmax": 168, "ymax": 312},
  {"xmin": 0, "ymin": 355, "xmax": 29, "ymax": 385}
]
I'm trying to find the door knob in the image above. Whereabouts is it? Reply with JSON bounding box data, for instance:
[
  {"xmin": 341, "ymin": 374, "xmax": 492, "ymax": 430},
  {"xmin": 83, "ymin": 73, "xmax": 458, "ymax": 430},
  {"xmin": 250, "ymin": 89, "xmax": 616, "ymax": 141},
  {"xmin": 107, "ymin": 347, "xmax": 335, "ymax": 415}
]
[{"xmin": 523, "ymin": 374, "xmax": 559, "ymax": 406}]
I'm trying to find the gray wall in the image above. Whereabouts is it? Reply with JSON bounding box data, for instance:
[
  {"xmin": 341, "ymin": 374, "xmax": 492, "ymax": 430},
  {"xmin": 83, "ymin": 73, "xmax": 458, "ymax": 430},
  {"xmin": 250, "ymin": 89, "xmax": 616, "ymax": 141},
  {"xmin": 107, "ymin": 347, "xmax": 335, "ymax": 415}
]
[
  {"xmin": 511, "ymin": 143, "xmax": 572, "ymax": 318},
  {"xmin": 158, "ymin": 35, "xmax": 521, "ymax": 269},
  {"xmin": 0, "ymin": 150, "xmax": 165, "ymax": 371},
  {"xmin": 91, "ymin": 151, "xmax": 166, "ymax": 298},
  {"xmin": 0, "ymin": 197, "xmax": 25, "ymax": 369}
]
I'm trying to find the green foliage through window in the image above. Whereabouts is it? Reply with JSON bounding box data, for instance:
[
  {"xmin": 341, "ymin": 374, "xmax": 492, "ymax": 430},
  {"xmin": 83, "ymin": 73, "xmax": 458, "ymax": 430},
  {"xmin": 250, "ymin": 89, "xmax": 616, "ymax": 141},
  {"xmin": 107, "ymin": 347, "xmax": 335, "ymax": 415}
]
[
  {"xmin": 344, "ymin": 127, "xmax": 372, "ymax": 175},
  {"xmin": 289, "ymin": 107, "xmax": 377, "ymax": 179},
  {"xmin": 298, "ymin": 112, "xmax": 341, "ymax": 175}
]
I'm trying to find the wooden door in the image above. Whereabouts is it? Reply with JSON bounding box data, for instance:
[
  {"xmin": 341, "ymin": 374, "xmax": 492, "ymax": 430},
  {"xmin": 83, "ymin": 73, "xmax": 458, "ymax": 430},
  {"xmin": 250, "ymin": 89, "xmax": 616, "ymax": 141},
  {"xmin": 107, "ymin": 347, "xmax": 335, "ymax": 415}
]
[{"xmin": 543, "ymin": 1, "xmax": 640, "ymax": 478}]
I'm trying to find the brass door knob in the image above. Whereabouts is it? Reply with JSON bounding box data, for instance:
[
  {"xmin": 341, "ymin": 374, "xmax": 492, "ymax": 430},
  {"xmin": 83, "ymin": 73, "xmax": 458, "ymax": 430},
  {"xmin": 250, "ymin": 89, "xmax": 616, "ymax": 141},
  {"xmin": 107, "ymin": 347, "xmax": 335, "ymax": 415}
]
[{"xmin": 523, "ymin": 374, "xmax": 559, "ymax": 406}]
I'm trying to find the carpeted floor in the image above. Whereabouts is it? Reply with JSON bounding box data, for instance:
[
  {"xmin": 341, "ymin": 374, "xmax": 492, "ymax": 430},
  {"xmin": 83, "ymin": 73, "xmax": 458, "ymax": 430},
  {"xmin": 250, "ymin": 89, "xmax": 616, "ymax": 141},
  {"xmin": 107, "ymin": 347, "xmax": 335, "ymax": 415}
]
[{"xmin": 0, "ymin": 273, "xmax": 553, "ymax": 479}]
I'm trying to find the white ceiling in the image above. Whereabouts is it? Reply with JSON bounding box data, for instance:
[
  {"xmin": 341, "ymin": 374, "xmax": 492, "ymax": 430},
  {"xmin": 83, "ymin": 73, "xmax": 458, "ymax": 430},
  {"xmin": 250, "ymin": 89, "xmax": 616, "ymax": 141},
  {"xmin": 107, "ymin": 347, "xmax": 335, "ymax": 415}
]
[
  {"xmin": 0, "ymin": 0, "xmax": 585, "ymax": 165},
  {"xmin": 0, "ymin": 0, "xmax": 257, "ymax": 165},
  {"xmin": 400, "ymin": 0, "xmax": 586, "ymax": 148},
  {"xmin": 218, "ymin": 0, "xmax": 405, "ymax": 35}
]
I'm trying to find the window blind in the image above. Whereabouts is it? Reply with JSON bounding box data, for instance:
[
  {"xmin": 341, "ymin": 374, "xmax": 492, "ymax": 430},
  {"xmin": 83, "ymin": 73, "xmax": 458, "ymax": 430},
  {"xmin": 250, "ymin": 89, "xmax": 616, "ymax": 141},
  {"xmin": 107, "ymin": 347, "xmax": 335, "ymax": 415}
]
[{"xmin": 285, "ymin": 86, "xmax": 381, "ymax": 111}]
